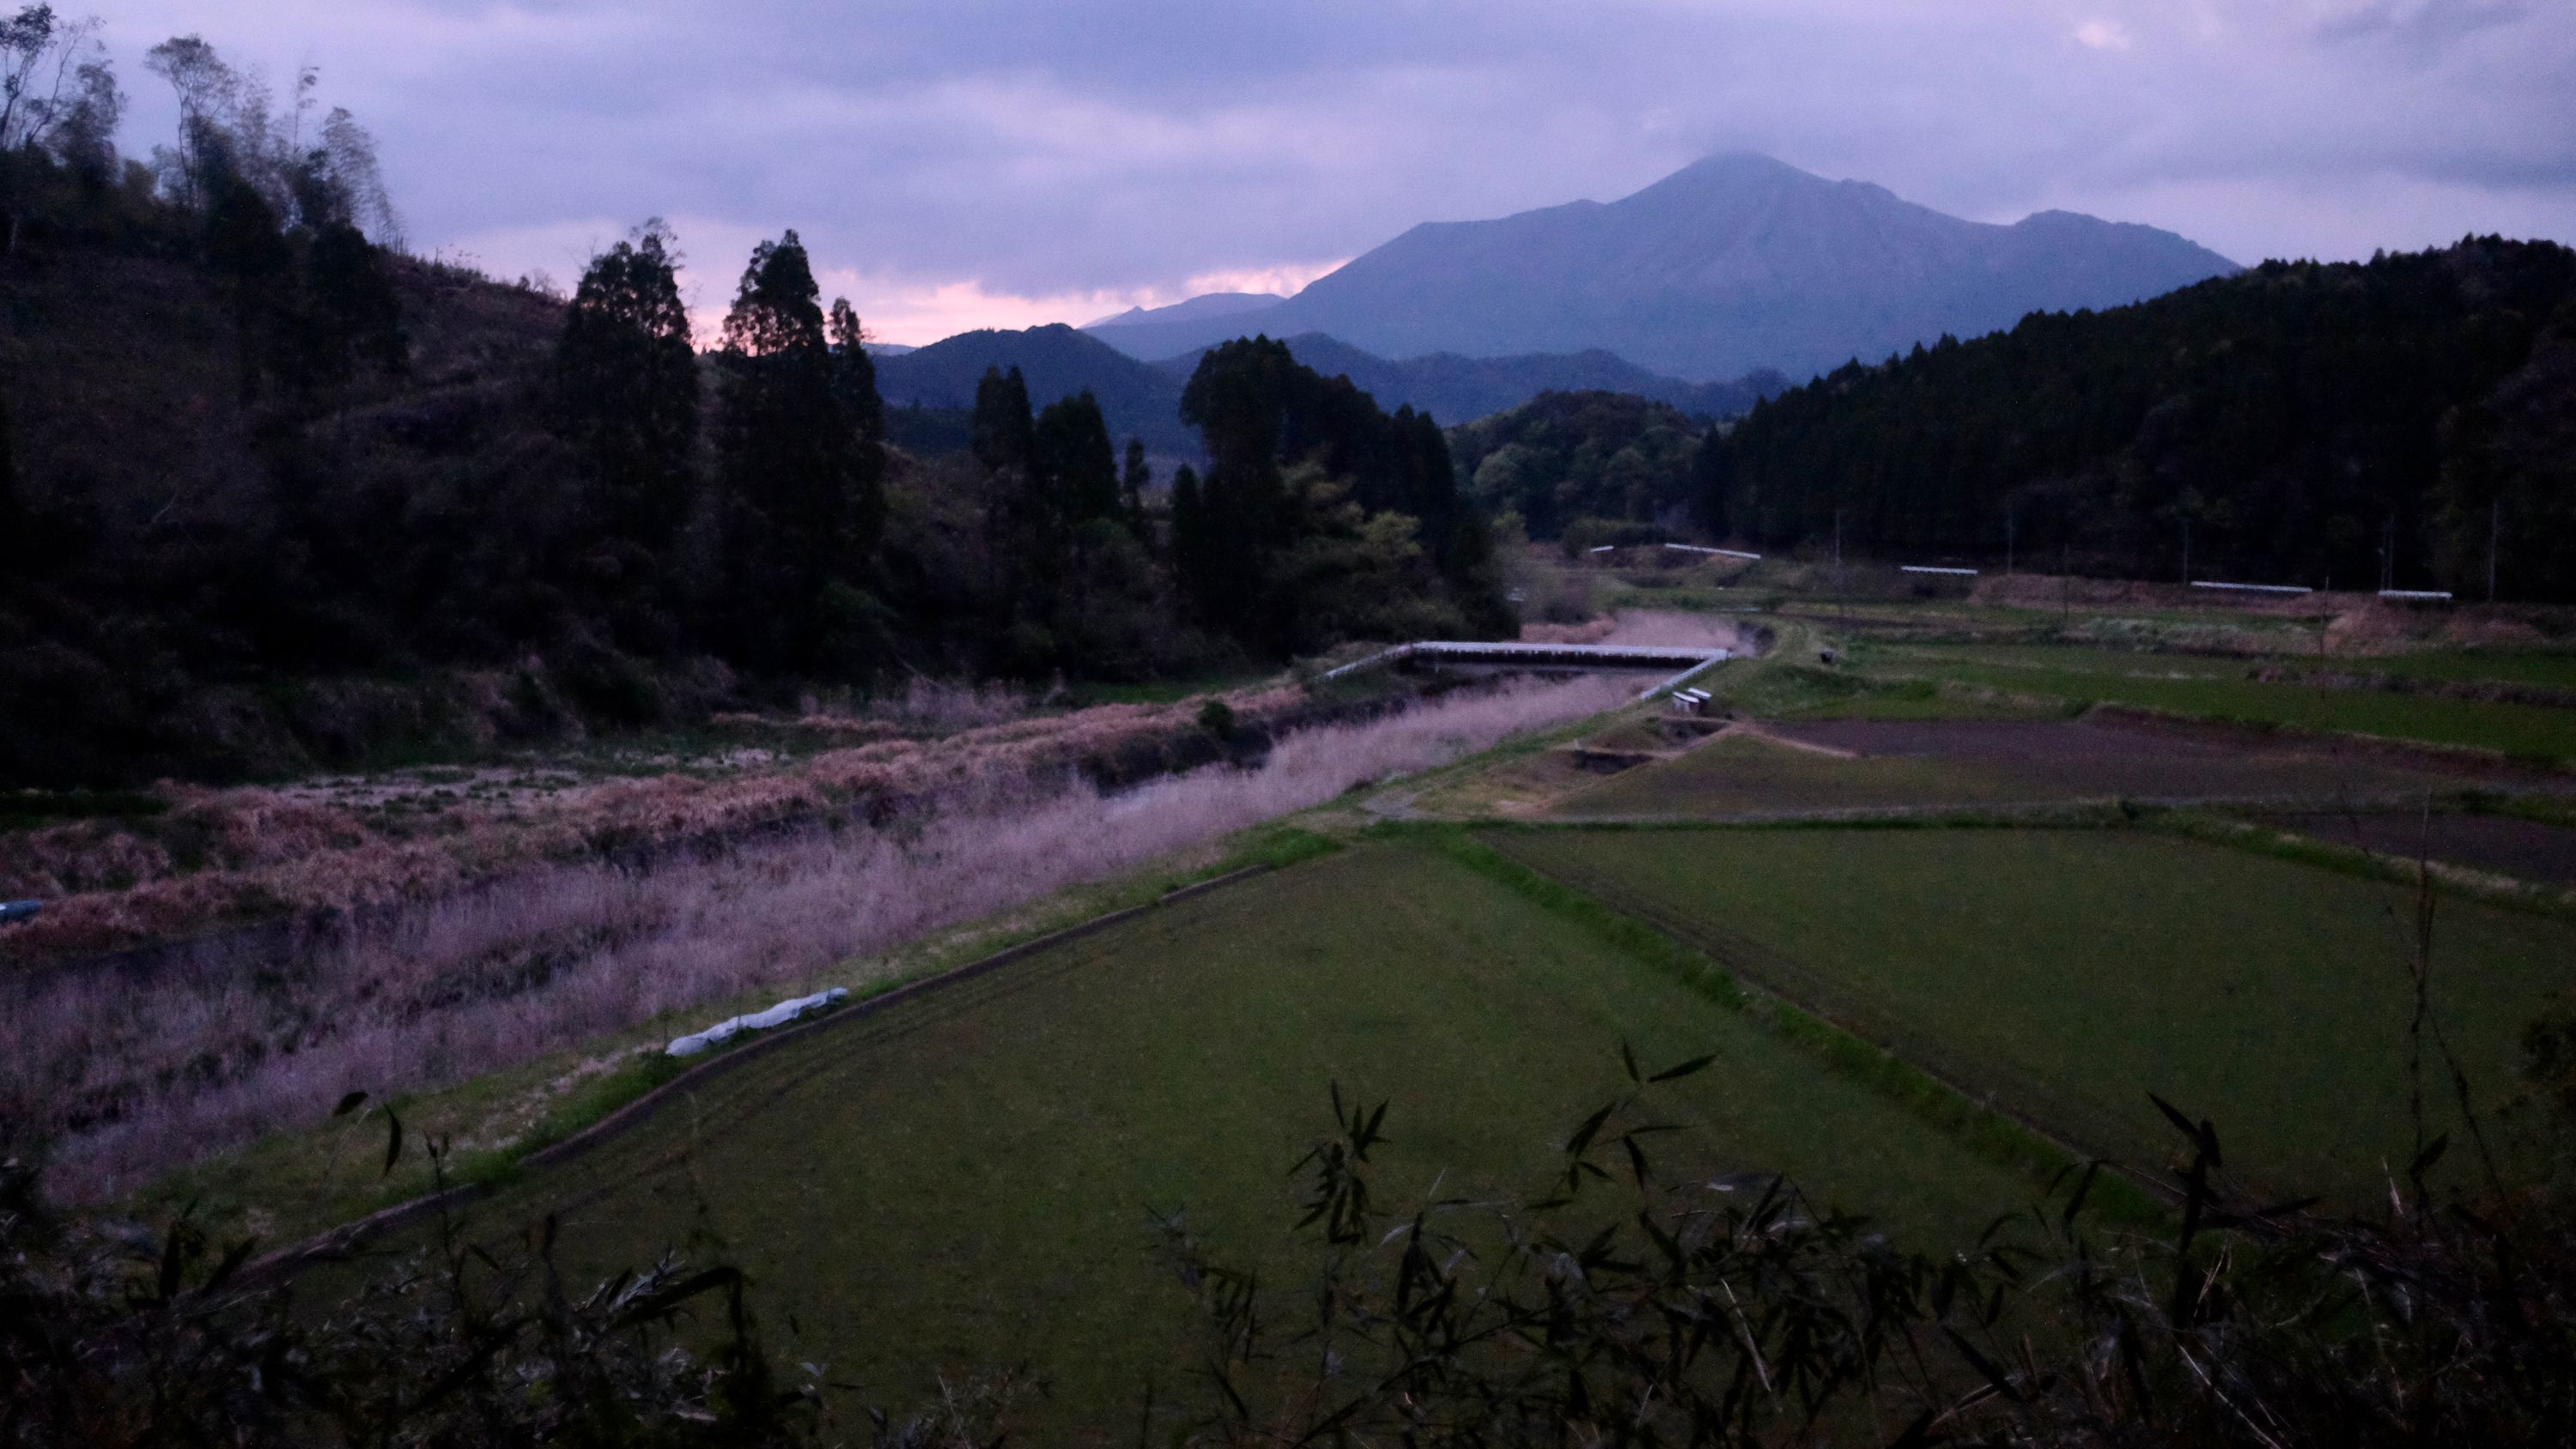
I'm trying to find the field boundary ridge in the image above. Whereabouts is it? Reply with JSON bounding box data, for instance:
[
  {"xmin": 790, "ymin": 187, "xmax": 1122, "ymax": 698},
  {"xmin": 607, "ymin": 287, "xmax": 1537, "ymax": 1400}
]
[
  {"xmin": 234, "ymin": 862, "xmax": 1281, "ymax": 1286},
  {"xmin": 1406, "ymin": 824, "xmax": 2174, "ymax": 1222}
]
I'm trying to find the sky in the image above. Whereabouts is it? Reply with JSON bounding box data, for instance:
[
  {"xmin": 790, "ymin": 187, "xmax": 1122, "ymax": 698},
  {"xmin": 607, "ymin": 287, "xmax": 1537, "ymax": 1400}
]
[{"xmin": 93, "ymin": 0, "xmax": 2576, "ymax": 345}]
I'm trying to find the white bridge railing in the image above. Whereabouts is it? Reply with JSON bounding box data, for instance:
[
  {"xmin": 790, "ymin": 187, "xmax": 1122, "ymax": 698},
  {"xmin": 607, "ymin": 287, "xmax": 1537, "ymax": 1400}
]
[{"xmin": 1319, "ymin": 640, "xmax": 1734, "ymax": 701}]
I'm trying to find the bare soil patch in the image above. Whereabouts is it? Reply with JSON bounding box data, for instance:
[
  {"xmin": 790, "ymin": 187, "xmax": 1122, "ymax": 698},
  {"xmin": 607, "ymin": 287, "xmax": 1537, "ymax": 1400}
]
[
  {"xmin": 2255, "ymin": 810, "xmax": 2576, "ymax": 888},
  {"xmin": 1770, "ymin": 716, "xmax": 2502, "ymax": 802},
  {"xmin": 1561, "ymin": 714, "xmax": 2554, "ymax": 820}
]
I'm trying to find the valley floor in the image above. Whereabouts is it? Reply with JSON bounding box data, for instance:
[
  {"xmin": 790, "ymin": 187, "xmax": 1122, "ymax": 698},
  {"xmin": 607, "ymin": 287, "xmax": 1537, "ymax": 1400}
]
[{"xmin": 52, "ymin": 569, "xmax": 2576, "ymax": 1438}]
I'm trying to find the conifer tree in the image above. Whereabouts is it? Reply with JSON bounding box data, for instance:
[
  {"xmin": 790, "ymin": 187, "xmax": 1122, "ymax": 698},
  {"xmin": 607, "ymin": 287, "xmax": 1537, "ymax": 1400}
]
[
  {"xmin": 969, "ymin": 366, "xmax": 1036, "ymax": 482},
  {"xmin": 1168, "ymin": 463, "xmax": 1208, "ymax": 621},
  {"xmin": 555, "ymin": 223, "xmax": 697, "ymax": 551},
  {"xmin": 1121, "ymin": 437, "xmax": 1151, "ymax": 530},
  {"xmin": 1035, "ymin": 391, "xmax": 1120, "ymax": 524},
  {"xmin": 714, "ymin": 229, "xmax": 884, "ymax": 670},
  {"xmin": 0, "ymin": 384, "xmax": 17, "ymax": 549},
  {"xmin": 827, "ymin": 298, "xmax": 884, "ymax": 457}
]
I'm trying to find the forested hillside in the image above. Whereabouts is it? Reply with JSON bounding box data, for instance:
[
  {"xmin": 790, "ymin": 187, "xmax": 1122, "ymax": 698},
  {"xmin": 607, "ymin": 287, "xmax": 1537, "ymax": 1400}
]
[
  {"xmin": 1698, "ymin": 238, "xmax": 2576, "ymax": 597},
  {"xmin": 1163, "ymin": 333, "xmax": 1781, "ymax": 428},
  {"xmin": 1449, "ymin": 391, "xmax": 1705, "ymax": 543},
  {"xmin": 0, "ymin": 31, "xmax": 1510, "ymax": 789},
  {"xmin": 873, "ymin": 324, "xmax": 1202, "ymax": 457}
]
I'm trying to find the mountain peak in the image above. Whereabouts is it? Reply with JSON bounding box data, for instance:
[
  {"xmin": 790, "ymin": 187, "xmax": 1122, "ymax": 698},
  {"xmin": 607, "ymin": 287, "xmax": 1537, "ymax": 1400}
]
[{"xmin": 1224, "ymin": 155, "xmax": 2240, "ymax": 379}]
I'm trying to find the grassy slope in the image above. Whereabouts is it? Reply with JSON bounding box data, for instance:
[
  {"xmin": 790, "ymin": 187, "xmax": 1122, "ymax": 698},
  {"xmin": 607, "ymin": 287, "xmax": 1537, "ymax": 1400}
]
[
  {"xmin": 1487, "ymin": 827, "xmax": 2576, "ymax": 1204},
  {"xmin": 453, "ymin": 843, "xmax": 2045, "ymax": 1436}
]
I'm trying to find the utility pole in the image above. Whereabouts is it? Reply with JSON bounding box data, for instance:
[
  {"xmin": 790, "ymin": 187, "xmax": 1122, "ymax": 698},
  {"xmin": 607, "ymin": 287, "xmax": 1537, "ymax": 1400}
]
[
  {"xmin": 2005, "ymin": 502, "xmax": 2015, "ymax": 579},
  {"xmin": 1832, "ymin": 506, "xmax": 1849, "ymax": 637},
  {"xmin": 2379, "ymin": 510, "xmax": 2396, "ymax": 593},
  {"xmin": 2179, "ymin": 512, "xmax": 2191, "ymax": 585},
  {"xmin": 2489, "ymin": 497, "xmax": 2500, "ymax": 602}
]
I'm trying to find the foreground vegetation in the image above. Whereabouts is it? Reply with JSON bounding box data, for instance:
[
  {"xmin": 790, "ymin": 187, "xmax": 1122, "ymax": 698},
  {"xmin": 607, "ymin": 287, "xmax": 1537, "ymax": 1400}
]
[{"xmin": 11, "ymin": 820, "xmax": 2576, "ymax": 1444}]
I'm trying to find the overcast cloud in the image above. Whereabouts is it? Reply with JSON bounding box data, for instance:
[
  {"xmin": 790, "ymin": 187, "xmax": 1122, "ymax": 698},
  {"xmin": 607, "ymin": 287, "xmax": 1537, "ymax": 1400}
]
[{"xmin": 94, "ymin": 0, "xmax": 2576, "ymax": 343}]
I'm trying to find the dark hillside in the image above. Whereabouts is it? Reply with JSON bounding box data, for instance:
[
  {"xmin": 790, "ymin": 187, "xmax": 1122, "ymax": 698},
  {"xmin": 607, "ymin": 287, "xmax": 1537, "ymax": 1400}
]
[
  {"xmin": 1449, "ymin": 391, "xmax": 1706, "ymax": 541},
  {"xmin": 873, "ymin": 324, "xmax": 1196, "ymax": 456},
  {"xmin": 1152, "ymin": 333, "xmax": 1783, "ymax": 426},
  {"xmin": 1700, "ymin": 238, "xmax": 2576, "ymax": 599},
  {"xmin": 2, "ymin": 171, "xmax": 1516, "ymax": 789},
  {"xmin": 0, "ymin": 225, "xmax": 660, "ymax": 786}
]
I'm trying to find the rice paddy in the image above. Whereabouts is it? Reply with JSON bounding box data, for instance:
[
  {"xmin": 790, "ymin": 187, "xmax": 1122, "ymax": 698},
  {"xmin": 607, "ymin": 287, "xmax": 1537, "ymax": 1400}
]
[{"xmin": 1485, "ymin": 825, "xmax": 2576, "ymax": 1203}]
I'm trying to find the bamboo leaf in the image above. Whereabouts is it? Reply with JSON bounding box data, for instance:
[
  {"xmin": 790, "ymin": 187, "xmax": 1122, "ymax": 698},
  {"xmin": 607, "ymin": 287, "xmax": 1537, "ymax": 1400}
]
[{"xmin": 1648, "ymin": 1052, "xmax": 1719, "ymax": 1082}]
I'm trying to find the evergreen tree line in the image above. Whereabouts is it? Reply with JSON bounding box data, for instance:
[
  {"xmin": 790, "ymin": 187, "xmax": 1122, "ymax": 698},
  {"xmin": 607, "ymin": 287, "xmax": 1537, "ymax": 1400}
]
[{"xmin": 1695, "ymin": 238, "xmax": 2576, "ymax": 599}]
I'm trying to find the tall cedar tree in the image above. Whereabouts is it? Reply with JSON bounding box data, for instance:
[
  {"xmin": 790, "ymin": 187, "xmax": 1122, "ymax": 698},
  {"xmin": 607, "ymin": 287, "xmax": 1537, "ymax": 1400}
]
[
  {"xmin": 1168, "ymin": 463, "xmax": 1207, "ymax": 618},
  {"xmin": 969, "ymin": 365, "xmax": 1036, "ymax": 478},
  {"xmin": 714, "ymin": 230, "xmax": 886, "ymax": 670},
  {"xmin": 556, "ymin": 227, "xmax": 698, "ymax": 552},
  {"xmin": 1175, "ymin": 339, "xmax": 1297, "ymax": 636},
  {"xmin": 1121, "ymin": 436, "xmax": 1151, "ymax": 530},
  {"xmin": 827, "ymin": 298, "xmax": 884, "ymax": 454},
  {"xmin": 969, "ymin": 366, "xmax": 1042, "ymax": 627},
  {"xmin": 0, "ymin": 383, "xmax": 16, "ymax": 553},
  {"xmin": 1035, "ymin": 391, "xmax": 1121, "ymax": 525}
]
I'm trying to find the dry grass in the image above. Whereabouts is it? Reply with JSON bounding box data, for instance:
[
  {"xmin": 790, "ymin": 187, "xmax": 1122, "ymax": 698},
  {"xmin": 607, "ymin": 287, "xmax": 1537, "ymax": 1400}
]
[
  {"xmin": 0, "ymin": 687, "xmax": 1321, "ymax": 961},
  {"xmin": 3, "ymin": 676, "xmax": 1630, "ymax": 1203}
]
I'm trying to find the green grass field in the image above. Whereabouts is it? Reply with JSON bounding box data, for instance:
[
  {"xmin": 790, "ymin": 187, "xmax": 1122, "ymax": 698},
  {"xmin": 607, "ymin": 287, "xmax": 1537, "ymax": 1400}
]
[
  {"xmin": 456, "ymin": 843, "xmax": 2051, "ymax": 1437},
  {"xmin": 1886, "ymin": 644, "xmax": 2576, "ymax": 761},
  {"xmin": 1486, "ymin": 827, "xmax": 2576, "ymax": 1204}
]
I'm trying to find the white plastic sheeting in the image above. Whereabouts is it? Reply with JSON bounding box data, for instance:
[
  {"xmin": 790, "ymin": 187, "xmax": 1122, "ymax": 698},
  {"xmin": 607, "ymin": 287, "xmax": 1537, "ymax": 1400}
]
[
  {"xmin": 2190, "ymin": 580, "xmax": 2312, "ymax": 595},
  {"xmin": 666, "ymin": 987, "xmax": 851, "ymax": 1058}
]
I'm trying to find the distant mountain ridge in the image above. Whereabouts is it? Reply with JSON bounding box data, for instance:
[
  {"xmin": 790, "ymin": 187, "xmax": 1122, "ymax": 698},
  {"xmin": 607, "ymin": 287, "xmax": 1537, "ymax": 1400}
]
[
  {"xmin": 1082, "ymin": 153, "xmax": 2240, "ymax": 381},
  {"xmin": 1084, "ymin": 291, "xmax": 1283, "ymax": 330},
  {"xmin": 873, "ymin": 325, "xmax": 1200, "ymax": 455},
  {"xmin": 872, "ymin": 324, "xmax": 1782, "ymax": 462},
  {"xmin": 1156, "ymin": 333, "xmax": 1785, "ymax": 422}
]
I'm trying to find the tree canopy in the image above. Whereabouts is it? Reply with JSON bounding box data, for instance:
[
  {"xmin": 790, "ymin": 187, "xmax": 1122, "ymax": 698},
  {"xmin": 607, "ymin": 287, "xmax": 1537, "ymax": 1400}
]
[{"xmin": 1698, "ymin": 238, "xmax": 2576, "ymax": 598}]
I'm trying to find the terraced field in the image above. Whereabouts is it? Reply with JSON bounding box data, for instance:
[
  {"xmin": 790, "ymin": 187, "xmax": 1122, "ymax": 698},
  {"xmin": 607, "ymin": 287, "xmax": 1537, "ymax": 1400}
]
[
  {"xmin": 1558, "ymin": 717, "xmax": 2495, "ymax": 818},
  {"xmin": 1882, "ymin": 643, "xmax": 2576, "ymax": 763},
  {"xmin": 149, "ymin": 601, "xmax": 2576, "ymax": 1440},
  {"xmin": 2252, "ymin": 808, "xmax": 2576, "ymax": 888},
  {"xmin": 1486, "ymin": 826, "xmax": 2576, "ymax": 1203},
  {"xmin": 449, "ymin": 841, "xmax": 2046, "ymax": 1437}
]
